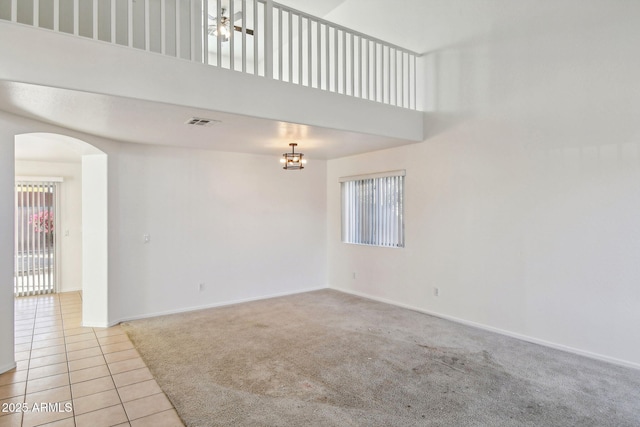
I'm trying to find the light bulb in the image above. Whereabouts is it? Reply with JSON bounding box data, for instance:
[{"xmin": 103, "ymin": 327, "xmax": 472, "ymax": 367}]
[
  {"xmin": 301, "ymin": 159, "xmax": 307, "ymax": 164},
  {"xmin": 280, "ymin": 158, "xmax": 286, "ymax": 164}
]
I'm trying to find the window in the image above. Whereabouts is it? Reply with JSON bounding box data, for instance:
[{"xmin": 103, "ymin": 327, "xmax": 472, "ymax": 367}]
[{"xmin": 340, "ymin": 170, "xmax": 405, "ymax": 248}]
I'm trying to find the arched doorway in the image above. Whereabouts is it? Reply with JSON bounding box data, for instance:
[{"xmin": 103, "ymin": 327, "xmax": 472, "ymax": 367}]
[{"xmin": 14, "ymin": 133, "xmax": 109, "ymax": 327}]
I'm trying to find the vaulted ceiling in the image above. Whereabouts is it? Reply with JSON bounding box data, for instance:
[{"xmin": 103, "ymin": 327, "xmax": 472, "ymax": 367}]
[{"xmin": 5, "ymin": 0, "xmax": 602, "ymax": 161}]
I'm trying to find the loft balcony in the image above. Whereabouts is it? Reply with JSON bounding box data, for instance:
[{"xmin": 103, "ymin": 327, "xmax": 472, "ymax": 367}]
[{"xmin": 0, "ymin": 0, "xmax": 424, "ymax": 149}]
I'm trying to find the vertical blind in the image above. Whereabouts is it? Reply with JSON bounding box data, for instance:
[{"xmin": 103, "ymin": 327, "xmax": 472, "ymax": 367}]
[
  {"xmin": 14, "ymin": 180, "xmax": 59, "ymax": 296},
  {"xmin": 340, "ymin": 171, "xmax": 405, "ymax": 248}
]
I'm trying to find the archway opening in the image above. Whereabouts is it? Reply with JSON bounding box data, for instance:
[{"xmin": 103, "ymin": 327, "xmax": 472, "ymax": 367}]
[{"xmin": 15, "ymin": 132, "xmax": 108, "ymax": 326}]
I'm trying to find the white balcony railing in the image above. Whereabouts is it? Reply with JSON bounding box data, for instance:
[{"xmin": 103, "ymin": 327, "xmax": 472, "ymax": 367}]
[{"xmin": 0, "ymin": 0, "xmax": 419, "ymax": 109}]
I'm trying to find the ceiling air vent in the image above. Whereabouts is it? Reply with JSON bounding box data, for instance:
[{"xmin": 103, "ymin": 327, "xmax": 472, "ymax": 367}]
[{"xmin": 185, "ymin": 117, "xmax": 219, "ymax": 127}]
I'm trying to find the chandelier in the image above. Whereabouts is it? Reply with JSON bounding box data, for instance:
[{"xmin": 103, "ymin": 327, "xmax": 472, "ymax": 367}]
[{"xmin": 280, "ymin": 143, "xmax": 306, "ymax": 170}]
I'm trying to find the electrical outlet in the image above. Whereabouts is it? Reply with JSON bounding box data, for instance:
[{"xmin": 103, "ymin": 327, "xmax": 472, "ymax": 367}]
[
  {"xmin": 143, "ymin": 234, "xmax": 151, "ymax": 243},
  {"xmin": 198, "ymin": 283, "xmax": 205, "ymax": 292},
  {"xmin": 433, "ymin": 287, "xmax": 439, "ymax": 297}
]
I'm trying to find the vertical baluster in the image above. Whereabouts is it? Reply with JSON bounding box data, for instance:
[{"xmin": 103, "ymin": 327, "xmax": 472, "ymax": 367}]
[
  {"xmin": 356, "ymin": 36, "xmax": 362, "ymax": 97},
  {"xmin": 93, "ymin": 0, "xmax": 98, "ymax": 39},
  {"xmin": 350, "ymin": 33, "xmax": 354, "ymax": 96},
  {"xmin": 53, "ymin": 0, "xmax": 59, "ymax": 31},
  {"xmin": 360, "ymin": 38, "xmax": 365, "ymax": 99},
  {"xmin": 341, "ymin": 30, "xmax": 347, "ymax": 95},
  {"xmin": 34, "ymin": 0, "xmax": 39, "ymax": 27},
  {"xmin": 161, "ymin": 0, "xmax": 166, "ymax": 54},
  {"xmin": 288, "ymin": 10, "xmax": 292, "ymax": 82},
  {"xmin": 381, "ymin": 45, "xmax": 386, "ymax": 104},
  {"xmin": 11, "ymin": 0, "xmax": 17, "ymax": 22},
  {"xmin": 73, "ymin": 0, "xmax": 79, "ymax": 35},
  {"xmin": 400, "ymin": 51, "xmax": 405, "ymax": 108},
  {"xmin": 110, "ymin": 0, "xmax": 116, "ymax": 43},
  {"xmin": 190, "ymin": 0, "xmax": 196, "ymax": 61},
  {"xmin": 307, "ymin": 18, "xmax": 312, "ymax": 87},
  {"xmin": 387, "ymin": 47, "xmax": 391, "ymax": 105},
  {"xmin": 127, "ymin": 0, "xmax": 133, "ymax": 47},
  {"xmin": 229, "ymin": 0, "xmax": 235, "ymax": 70},
  {"xmin": 298, "ymin": 14, "xmax": 302, "ymax": 84},
  {"xmin": 394, "ymin": 49, "xmax": 398, "ymax": 106},
  {"xmin": 265, "ymin": 0, "xmax": 273, "ymax": 78},
  {"xmin": 316, "ymin": 20, "xmax": 321, "ymax": 88},
  {"xmin": 253, "ymin": 0, "xmax": 258, "ymax": 75},
  {"xmin": 176, "ymin": 0, "xmax": 181, "ymax": 59},
  {"xmin": 325, "ymin": 24, "xmax": 329, "ymax": 90},
  {"xmin": 242, "ymin": 0, "xmax": 247, "ymax": 73},
  {"xmin": 216, "ymin": 0, "xmax": 222, "ymax": 67},
  {"xmin": 413, "ymin": 54, "xmax": 417, "ymax": 109},
  {"xmin": 333, "ymin": 28, "xmax": 338, "ymax": 92},
  {"xmin": 408, "ymin": 54, "xmax": 412, "ymax": 109},
  {"xmin": 202, "ymin": 0, "xmax": 208, "ymax": 64},
  {"xmin": 373, "ymin": 42, "xmax": 377, "ymax": 101},
  {"xmin": 144, "ymin": 0, "xmax": 150, "ymax": 50},
  {"xmin": 277, "ymin": 6, "xmax": 282, "ymax": 79},
  {"xmin": 363, "ymin": 38, "xmax": 368, "ymax": 100}
]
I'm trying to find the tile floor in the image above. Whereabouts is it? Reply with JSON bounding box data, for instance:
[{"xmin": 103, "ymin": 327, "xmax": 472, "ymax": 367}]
[{"xmin": 0, "ymin": 292, "xmax": 185, "ymax": 427}]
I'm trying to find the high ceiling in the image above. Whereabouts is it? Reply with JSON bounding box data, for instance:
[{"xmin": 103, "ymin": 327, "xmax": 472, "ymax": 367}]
[{"xmin": 4, "ymin": 0, "xmax": 596, "ymax": 161}]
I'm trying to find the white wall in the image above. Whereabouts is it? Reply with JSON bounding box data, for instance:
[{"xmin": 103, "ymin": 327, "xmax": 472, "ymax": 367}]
[
  {"xmin": 327, "ymin": 2, "xmax": 640, "ymax": 367},
  {"xmin": 14, "ymin": 160, "xmax": 83, "ymax": 293},
  {"xmin": 108, "ymin": 142, "xmax": 327, "ymax": 323},
  {"xmin": 82, "ymin": 154, "xmax": 109, "ymax": 327},
  {"xmin": 1, "ymin": 112, "xmax": 327, "ymax": 342},
  {"xmin": 0, "ymin": 126, "xmax": 16, "ymax": 373}
]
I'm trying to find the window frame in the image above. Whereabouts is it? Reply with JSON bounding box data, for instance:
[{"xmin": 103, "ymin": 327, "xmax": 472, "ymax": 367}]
[{"xmin": 340, "ymin": 170, "xmax": 405, "ymax": 248}]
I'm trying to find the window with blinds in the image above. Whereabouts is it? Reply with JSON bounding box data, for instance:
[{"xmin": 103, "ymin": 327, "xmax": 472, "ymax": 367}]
[{"xmin": 340, "ymin": 170, "xmax": 405, "ymax": 248}]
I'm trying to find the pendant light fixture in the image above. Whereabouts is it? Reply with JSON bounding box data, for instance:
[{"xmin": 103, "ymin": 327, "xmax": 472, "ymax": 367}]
[{"xmin": 280, "ymin": 143, "xmax": 306, "ymax": 170}]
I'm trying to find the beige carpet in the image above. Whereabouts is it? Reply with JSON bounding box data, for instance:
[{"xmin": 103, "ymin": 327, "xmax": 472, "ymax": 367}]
[{"xmin": 121, "ymin": 290, "xmax": 640, "ymax": 427}]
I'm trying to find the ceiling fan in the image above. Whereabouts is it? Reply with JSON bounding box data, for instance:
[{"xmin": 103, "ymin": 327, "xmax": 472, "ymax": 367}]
[{"xmin": 208, "ymin": 9, "xmax": 254, "ymax": 42}]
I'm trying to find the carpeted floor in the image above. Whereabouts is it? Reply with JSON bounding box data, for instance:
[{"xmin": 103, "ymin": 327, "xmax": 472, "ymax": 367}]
[{"xmin": 121, "ymin": 290, "xmax": 640, "ymax": 427}]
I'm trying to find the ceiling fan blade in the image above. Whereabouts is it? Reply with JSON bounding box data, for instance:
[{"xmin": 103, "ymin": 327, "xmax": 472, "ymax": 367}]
[{"xmin": 233, "ymin": 25, "xmax": 254, "ymax": 36}]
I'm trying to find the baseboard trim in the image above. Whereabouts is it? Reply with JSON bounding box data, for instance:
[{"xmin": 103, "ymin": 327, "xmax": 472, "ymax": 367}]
[
  {"xmin": 0, "ymin": 361, "xmax": 17, "ymax": 375},
  {"xmin": 109, "ymin": 286, "xmax": 328, "ymax": 327},
  {"xmin": 331, "ymin": 286, "xmax": 640, "ymax": 371}
]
